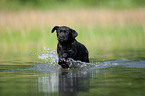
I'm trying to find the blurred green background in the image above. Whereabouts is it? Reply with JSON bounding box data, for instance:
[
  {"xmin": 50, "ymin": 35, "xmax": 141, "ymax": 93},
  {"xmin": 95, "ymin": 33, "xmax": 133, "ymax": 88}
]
[
  {"xmin": 0, "ymin": 0, "xmax": 145, "ymax": 10},
  {"xmin": 0, "ymin": 0, "xmax": 145, "ymax": 57}
]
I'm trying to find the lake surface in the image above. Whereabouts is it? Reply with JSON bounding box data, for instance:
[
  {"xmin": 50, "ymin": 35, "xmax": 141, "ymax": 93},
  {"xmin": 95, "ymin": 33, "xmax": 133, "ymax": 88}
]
[{"xmin": 0, "ymin": 49, "xmax": 145, "ymax": 96}]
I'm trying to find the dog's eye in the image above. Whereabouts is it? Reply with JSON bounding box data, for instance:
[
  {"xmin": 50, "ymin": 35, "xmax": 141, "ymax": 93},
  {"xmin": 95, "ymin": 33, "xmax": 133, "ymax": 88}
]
[{"xmin": 60, "ymin": 30, "xmax": 68, "ymax": 33}]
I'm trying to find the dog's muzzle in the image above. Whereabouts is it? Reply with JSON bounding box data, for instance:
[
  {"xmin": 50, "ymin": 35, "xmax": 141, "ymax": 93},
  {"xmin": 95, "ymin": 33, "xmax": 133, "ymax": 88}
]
[{"xmin": 58, "ymin": 37, "xmax": 68, "ymax": 42}]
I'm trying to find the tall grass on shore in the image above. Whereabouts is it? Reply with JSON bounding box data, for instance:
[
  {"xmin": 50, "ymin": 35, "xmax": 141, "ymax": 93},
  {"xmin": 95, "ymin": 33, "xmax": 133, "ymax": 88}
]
[
  {"xmin": 0, "ymin": 9, "xmax": 145, "ymax": 57},
  {"xmin": 1, "ymin": 9, "xmax": 145, "ymax": 30},
  {"xmin": 0, "ymin": 25, "xmax": 144, "ymax": 57}
]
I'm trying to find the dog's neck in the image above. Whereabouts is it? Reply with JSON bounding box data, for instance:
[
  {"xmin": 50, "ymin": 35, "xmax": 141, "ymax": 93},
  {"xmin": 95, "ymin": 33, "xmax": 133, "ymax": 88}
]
[{"xmin": 59, "ymin": 39, "xmax": 76, "ymax": 46}]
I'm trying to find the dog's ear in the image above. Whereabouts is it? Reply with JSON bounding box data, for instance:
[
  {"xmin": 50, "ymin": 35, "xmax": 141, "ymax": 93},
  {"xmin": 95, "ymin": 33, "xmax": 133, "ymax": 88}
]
[
  {"xmin": 70, "ymin": 28, "xmax": 78, "ymax": 38},
  {"xmin": 51, "ymin": 26, "xmax": 59, "ymax": 33}
]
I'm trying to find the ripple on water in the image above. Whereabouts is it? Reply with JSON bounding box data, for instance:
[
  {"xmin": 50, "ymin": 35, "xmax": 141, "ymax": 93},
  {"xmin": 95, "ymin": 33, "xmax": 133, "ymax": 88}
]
[
  {"xmin": 36, "ymin": 47, "xmax": 145, "ymax": 71},
  {"xmin": 4, "ymin": 47, "xmax": 145, "ymax": 72}
]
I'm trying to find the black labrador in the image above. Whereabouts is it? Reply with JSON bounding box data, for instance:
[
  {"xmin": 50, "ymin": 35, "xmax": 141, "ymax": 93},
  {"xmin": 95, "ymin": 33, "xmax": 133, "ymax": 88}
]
[{"xmin": 51, "ymin": 26, "xmax": 89, "ymax": 68}]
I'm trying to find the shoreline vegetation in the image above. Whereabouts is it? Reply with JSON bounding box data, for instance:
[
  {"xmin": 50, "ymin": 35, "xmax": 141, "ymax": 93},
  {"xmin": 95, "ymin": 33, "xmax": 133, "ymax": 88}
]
[
  {"xmin": 0, "ymin": 9, "xmax": 145, "ymax": 55},
  {"xmin": 0, "ymin": 9, "xmax": 145, "ymax": 30}
]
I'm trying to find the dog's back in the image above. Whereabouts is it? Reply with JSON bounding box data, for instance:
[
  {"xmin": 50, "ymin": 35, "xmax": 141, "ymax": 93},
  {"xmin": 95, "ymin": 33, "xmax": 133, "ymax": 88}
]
[{"xmin": 74, "ymin": 42, "xmax": 89, "ymax": 62}]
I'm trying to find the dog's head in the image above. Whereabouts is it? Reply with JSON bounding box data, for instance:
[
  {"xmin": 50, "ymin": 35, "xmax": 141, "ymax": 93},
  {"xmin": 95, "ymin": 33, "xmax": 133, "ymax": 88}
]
[{"xmin": 51, "ymin": 26, "xmax": 78, "ymax": 43}]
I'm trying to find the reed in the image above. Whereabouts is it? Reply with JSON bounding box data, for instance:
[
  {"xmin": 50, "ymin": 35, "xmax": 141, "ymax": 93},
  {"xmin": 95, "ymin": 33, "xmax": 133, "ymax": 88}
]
[{"xmin": 0, "ymin": 25, "xmax": 144, "ymax": 57}]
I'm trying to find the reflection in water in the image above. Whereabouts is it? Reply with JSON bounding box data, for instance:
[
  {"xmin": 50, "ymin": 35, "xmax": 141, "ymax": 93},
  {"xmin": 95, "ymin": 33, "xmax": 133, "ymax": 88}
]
[
  {"xmin": 59, "ymin": 69, "xmax": 89, "ymax": 96},
  {"xmin": 37, "ymin": 69, "xmax": 89, "ymax": 96},
  {"xmin": 1, "ymin": 58, "xmax": 145, "ymax": 96},
  {"xmin": 35, "ymin": 59, "xmax": 145, "ymax": 96},
  {"xmin": 38, "ymin": 72, "xmax": 59, "ymax": 93}
]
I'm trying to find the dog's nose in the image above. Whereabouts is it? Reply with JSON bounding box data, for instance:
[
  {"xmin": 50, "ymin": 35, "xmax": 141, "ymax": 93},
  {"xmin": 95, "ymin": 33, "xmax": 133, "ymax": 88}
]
[
  {"xmin": 58, "ymin": 37, "xmax": 63, "ymax": 41},
  {"xmin": 60, "ymin": 37, "xmax": 64, "ymax": 39},
  {"xmin": 60, "ymin": 35, "xmax": 65, "ymax": 38}
]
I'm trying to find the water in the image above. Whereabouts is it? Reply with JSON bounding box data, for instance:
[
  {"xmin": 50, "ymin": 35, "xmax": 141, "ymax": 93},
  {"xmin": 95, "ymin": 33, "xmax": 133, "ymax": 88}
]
[{"xmin": 0, "ymin": 48, "xmax": 145, "ymax": 96}]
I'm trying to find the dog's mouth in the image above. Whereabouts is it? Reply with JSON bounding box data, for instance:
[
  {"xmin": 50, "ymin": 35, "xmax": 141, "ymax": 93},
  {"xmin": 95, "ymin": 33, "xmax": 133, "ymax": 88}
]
[{"xmin": 58, "ymin": 37, "xmax": 68, "ymax": 42}]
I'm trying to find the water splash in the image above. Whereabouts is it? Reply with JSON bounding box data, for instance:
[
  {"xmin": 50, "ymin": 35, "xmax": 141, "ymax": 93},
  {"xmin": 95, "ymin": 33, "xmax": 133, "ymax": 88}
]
[
  {"xmin": 36, "ymin": 47, "xmax": 145, "ymax": 70},
  {"xmin": 36, "ymin": 47, "xmax": 117, "ymax": 69},
  {"xmin": 66, "ymin": 58, "xmax": 93, "ymax": 69},
  {"xmin": 37, "ymin": 47, "xmax": 95, "ymax": 69},
  {"xmin": 38, "ymin": 47, "xmax": 58, "ymax": 65}
]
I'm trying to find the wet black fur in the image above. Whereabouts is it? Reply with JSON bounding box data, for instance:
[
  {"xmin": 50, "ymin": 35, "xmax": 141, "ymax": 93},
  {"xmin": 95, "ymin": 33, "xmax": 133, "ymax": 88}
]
[{"xmin": 51, "ymin": 26, "xmax": 89, "ymax": 68}]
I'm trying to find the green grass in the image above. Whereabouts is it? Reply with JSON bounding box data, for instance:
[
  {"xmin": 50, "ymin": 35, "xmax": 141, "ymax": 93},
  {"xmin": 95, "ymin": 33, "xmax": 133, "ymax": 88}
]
[
  {"xmin": 0, "ymin": 25, "xmax": 145, "ymax": 57},
  {"xmin": 0, "ymin": 0, "xmax": 145, "ymax": 11}
]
